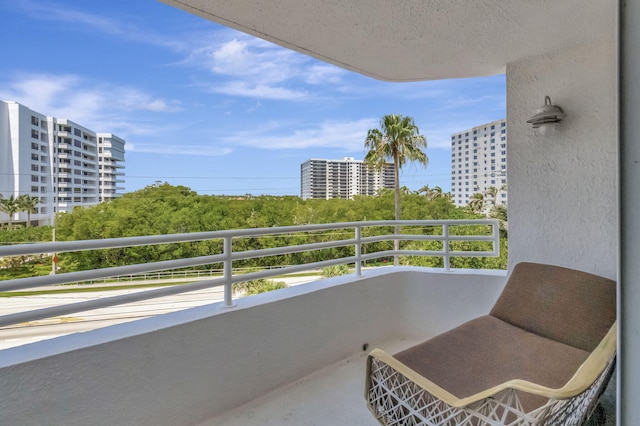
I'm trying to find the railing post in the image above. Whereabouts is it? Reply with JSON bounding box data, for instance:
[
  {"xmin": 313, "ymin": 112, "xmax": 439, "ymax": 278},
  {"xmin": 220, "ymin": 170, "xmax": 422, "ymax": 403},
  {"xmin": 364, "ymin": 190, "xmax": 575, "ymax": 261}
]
[
  {"xmin": 223, "ymin": 235, "xmax": 235, "ymax": 307},
  {"xmin": 493, "ymin": 221, "xmax": 500, "ymax": 256},
  {"xmin": 355, "ymin": 225, "xmax": 362, "ymax": 276},
  {"xmin": 443, "ymin": 223, "xmax": 450, "ymax": 271},
  {"xmin": 393, "ymin": 223, "xmax": 400, "ymax": 266}
]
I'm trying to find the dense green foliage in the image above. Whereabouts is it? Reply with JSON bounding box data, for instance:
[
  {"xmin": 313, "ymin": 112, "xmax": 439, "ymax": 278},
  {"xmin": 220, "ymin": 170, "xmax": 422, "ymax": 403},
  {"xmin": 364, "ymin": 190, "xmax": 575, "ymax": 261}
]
[
  {"xmin": 3, "ymin": 183, "xmax": 507, "ymax": 276},
  {"xmin": 0, "ymin": 225, "xmax": 52, "ymax": 244},
  {"xmin": 233, "ymin": 278, "xmax": 288, "ymax": 296},
  {"xmin": 322, "ymin": 264, "xmax": 352, "ymax": 278}
]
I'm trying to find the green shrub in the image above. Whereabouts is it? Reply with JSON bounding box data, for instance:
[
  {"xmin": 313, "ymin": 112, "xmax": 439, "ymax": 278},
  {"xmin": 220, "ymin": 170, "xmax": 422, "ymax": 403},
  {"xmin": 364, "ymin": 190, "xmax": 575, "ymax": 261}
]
[
  {"xmin": 233, "ymin": 278, "xmax": 287, "ymax": 296},
  {"xmin": 322, "ymin": 264, "xmax": 351, "ymax": 278}
]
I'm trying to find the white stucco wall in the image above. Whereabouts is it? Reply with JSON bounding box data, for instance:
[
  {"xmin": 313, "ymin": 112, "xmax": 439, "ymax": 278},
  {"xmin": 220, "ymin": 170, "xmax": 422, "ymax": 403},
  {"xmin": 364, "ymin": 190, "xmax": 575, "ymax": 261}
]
[{"xmin": 506, "ymin": 39, "xmax": 617, "ymax": 279}]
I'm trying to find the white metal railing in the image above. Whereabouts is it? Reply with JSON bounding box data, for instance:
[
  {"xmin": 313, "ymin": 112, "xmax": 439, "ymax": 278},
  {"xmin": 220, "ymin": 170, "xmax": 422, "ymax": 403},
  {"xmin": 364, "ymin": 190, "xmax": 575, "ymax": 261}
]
[{"xmin": 0, "ymin": 220, "xmax": 499, "ymax": 328}]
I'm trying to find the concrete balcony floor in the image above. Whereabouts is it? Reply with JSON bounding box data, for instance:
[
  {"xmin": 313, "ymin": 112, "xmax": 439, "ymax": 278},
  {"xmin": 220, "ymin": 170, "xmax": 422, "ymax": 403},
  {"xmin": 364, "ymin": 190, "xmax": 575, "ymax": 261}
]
[{"xmin": 201, "ymin": 336, "xmax": 421, "ymax": 426}]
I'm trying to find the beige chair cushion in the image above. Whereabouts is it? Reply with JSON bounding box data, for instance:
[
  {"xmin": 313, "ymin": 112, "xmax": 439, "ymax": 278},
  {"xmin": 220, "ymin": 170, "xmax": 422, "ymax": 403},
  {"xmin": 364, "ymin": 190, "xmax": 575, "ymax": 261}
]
[
  {"xmin": 393, "ymin": 315, "xmax": 591, "ymax": 413},
  {"xmin": 489, "ymin": 262, "xmax": 616, "ymax": 352}
]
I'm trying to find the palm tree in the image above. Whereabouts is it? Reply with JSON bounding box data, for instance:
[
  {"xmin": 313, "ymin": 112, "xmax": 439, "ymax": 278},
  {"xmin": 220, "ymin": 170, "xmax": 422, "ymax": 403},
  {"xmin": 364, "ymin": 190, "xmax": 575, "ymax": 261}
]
[
  {"xmin": 417, "ymin": 184, "xmax": 431, "ymax": 196},
  {"xmin": 18, "ymin": 194, "xmax": 40, "ymax": 227},
  {"xmin": 429, "ymin": 186, "xmax": 447, "ymax": 201},
  {"xmin": 0, "ymin": 195, "xmax": 21, "ymax": 226},
  {"xmin": 468, "ymin": 192, "xmax": 485, "ymax": 213},
  {"xmin": 365, "ymin": 114, "xmax": 428, "ymax": 265},
  {"xmin": 489, "ymin": 204, "xmax": 508, "ymax": 237},
  {"xmin": 484, "ymin": 186, "xmax": 498, "ymax": 206}
]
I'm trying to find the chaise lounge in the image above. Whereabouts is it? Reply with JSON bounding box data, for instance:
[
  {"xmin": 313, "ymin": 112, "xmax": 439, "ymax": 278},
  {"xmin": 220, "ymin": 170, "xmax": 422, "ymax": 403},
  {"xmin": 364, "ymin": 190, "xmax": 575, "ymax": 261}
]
[{"xmin": 365, "ymin": 262, "xmax": 617, "ymax": 425}]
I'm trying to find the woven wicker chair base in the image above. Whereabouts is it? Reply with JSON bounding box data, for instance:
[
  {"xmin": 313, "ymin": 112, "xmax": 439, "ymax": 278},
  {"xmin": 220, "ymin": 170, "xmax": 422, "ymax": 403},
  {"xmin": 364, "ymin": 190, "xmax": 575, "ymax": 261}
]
[{"xmin": 366, "ymin": 356, "xmax": 615, "ymax": 426}]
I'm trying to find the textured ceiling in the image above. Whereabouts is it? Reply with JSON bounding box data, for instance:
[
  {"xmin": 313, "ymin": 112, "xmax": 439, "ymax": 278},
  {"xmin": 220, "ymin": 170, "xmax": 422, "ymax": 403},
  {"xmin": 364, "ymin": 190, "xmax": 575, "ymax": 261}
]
[{"xmin": 161, "ymin": 0, "xmax": 614, "ymax": 81}]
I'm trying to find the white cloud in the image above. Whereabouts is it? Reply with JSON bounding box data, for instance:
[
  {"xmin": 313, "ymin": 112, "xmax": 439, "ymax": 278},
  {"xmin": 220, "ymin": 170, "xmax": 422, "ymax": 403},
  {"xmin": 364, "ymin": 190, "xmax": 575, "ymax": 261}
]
[
  {"xmin": 0, "ymin": 73, "xmax": 182, "ymax": 137},
  {"xmin": 305, "ymin": 64, "xmax": 345, "ymax": 85},
  {"xmin": 227, "ymin": 118, "xmax": 379, "ymax": 150},
  {"xmin": 14, "ymin": 3, "xmax": 347, "ymax": 102},
  {"xmin": 185, "ymin": 31, "xmax": 346, "ymax": 101},
  {"xmin": 128, "ymin": 143, "xmax": 233, "ymax": 157},
  {"xmin": 209, "ymin": 81, "xmax": 308, "ymax": 100}
]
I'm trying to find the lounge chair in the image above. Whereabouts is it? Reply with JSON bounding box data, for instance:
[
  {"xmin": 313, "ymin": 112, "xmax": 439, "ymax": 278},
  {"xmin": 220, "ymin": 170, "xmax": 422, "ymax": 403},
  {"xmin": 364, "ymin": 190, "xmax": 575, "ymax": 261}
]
[{"xmin": 365, "ymin": 262, "xmax": 616, "ymax": 425}]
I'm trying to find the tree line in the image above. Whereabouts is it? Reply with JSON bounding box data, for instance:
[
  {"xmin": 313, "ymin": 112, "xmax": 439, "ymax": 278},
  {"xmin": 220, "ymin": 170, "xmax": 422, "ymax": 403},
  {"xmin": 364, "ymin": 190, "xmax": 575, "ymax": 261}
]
[{"xmin": 48, "ymin": 182, "xmax": 506, "ymax": 272}]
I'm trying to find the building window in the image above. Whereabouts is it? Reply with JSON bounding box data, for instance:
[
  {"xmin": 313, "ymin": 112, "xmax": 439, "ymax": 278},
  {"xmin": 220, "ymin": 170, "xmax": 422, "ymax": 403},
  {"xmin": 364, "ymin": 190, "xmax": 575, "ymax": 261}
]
[
  {"xmin": 31, "ymin": 116, "xmax": 39, "ymax": 126},
  {"xmin": 74, "ymin": 128, "xmax": 82, "ymax": 137},
  {"xmin": 31, "ymin": 129, "xmax": 39, "ymax": 139}
]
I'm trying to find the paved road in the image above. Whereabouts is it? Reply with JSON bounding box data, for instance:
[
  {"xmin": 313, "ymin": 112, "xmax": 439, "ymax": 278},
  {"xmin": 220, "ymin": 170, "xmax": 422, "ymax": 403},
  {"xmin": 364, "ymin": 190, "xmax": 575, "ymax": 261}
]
[{"xmin": 0, "ymin": 276, "xmax": 318, "ymax": 350}]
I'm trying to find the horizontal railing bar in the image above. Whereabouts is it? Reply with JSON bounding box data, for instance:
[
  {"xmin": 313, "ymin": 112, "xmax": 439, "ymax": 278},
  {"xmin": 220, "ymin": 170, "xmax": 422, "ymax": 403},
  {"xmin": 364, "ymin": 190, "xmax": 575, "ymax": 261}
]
[
  {"xmin": 396, "ymin": 250, "xmax": 499, "ymax": 257},
  {"xmin": 446, "ymin": 235, "xmax": 497, "ymax": 241},
  {"xmin": 0, "ymin": 277, "xmax": 225, "ymax": 329},
  {"xmin": 360, "ymin": 235, "xmax": 496, "ymax": 245},
  {"xmin": 0, "ymin": 257, "xmax": 360, "ymax": 328},
  {"xmin": 0, "ymin": 220, "xmax": 498, "ymax": 257},
  {"xmin": 0, "ymin": 254, "xmax": 226, "ymax": 292},
  {"xmin": 231, "ymin": 238, "xmax": 357, "ymax": 261},
  {"xmin": 231, "ymin": 257, "xmax": 359, "ymax": 283},
  {"xmin": 360, "ymin": 251, "xmax": 395, "ymax": 261}
]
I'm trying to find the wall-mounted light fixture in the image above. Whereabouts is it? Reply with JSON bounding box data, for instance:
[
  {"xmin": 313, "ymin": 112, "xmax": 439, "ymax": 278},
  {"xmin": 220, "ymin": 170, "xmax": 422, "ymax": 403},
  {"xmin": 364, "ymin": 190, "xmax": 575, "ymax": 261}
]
[{"xmin": 527, "ymin": 96, "xmax": 567, "ymax": 136}]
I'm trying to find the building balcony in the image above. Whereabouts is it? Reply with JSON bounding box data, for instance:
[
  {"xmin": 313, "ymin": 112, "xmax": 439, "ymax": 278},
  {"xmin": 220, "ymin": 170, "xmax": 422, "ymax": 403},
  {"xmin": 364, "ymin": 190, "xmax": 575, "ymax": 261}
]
[{"xmin": 0, "ymin": 220, "xmax": 567, "ymax": 425}]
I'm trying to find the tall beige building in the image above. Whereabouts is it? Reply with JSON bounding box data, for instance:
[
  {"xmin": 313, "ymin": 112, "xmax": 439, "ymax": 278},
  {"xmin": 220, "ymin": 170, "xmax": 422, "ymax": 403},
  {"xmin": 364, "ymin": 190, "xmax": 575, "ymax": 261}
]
[
  {"xmin": 301, "ymin": 157, "xmax": 394, "ymax": 200},
  {"xmin": 450, "ymin": 119, "xmax": 507, "ymax": 207},
  {"xmin": 0, "ymin": 100, "xmax": 125, "ymax": 226}
]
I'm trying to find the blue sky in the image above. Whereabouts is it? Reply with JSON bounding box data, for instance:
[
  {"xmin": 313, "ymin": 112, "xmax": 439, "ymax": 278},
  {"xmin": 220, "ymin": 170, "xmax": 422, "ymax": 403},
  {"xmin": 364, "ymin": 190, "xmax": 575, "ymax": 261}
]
[{"xmin": 0, "ymin": 0, "xmax": 505, "ymax": 196}]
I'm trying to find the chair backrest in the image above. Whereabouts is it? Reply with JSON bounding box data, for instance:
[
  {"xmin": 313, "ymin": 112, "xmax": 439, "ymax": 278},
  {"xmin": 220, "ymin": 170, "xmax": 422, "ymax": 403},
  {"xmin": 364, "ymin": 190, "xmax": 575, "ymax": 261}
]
[{"xmin": 490, "ymin": 262, "xmax": 616, "ymax": 352}]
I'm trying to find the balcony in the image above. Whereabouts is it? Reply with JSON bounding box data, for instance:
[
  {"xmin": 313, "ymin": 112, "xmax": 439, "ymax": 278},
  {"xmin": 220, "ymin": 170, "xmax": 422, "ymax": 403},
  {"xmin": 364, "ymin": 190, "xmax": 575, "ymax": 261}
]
[
  {"xmin": 0, "ymin": 221, "xmax": 537, "ymax": 423},
  {"xmin": 0, "ymin": 218, "xmax": 618, "ymax": 425}
]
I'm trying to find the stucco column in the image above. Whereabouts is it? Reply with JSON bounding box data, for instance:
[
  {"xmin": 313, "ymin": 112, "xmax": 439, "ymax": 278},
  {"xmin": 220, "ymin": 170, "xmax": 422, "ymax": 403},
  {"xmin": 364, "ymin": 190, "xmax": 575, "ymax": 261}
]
[{"xmin": 620, "ymin": 0, "xmax": 640, "ymax": 423}]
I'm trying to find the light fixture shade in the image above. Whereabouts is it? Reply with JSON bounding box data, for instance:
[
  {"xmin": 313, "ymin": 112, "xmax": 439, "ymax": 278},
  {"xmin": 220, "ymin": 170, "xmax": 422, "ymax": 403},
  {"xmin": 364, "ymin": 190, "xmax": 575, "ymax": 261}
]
[
  {"xmin": 537, "ymin": 122, "xmax": 557, "ymax": 137},
  {"xmin": 527, "ymin": 96, "xmax": 567, "ymax": 130}
]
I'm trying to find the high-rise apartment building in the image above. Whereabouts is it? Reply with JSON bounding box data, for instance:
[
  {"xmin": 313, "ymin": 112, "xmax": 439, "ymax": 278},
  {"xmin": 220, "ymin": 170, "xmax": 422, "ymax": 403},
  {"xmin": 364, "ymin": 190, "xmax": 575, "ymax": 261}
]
[
  {"xmin": 0, "ymin": 100, "xmax": 125, "ymax": 226},
  {"xmin": 301, "ymin": 157, "xmax": 395, "ymax": 200},
  {"xmin": 450, "ymin": 119, "xmax": 507, "ymax": 207}
]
